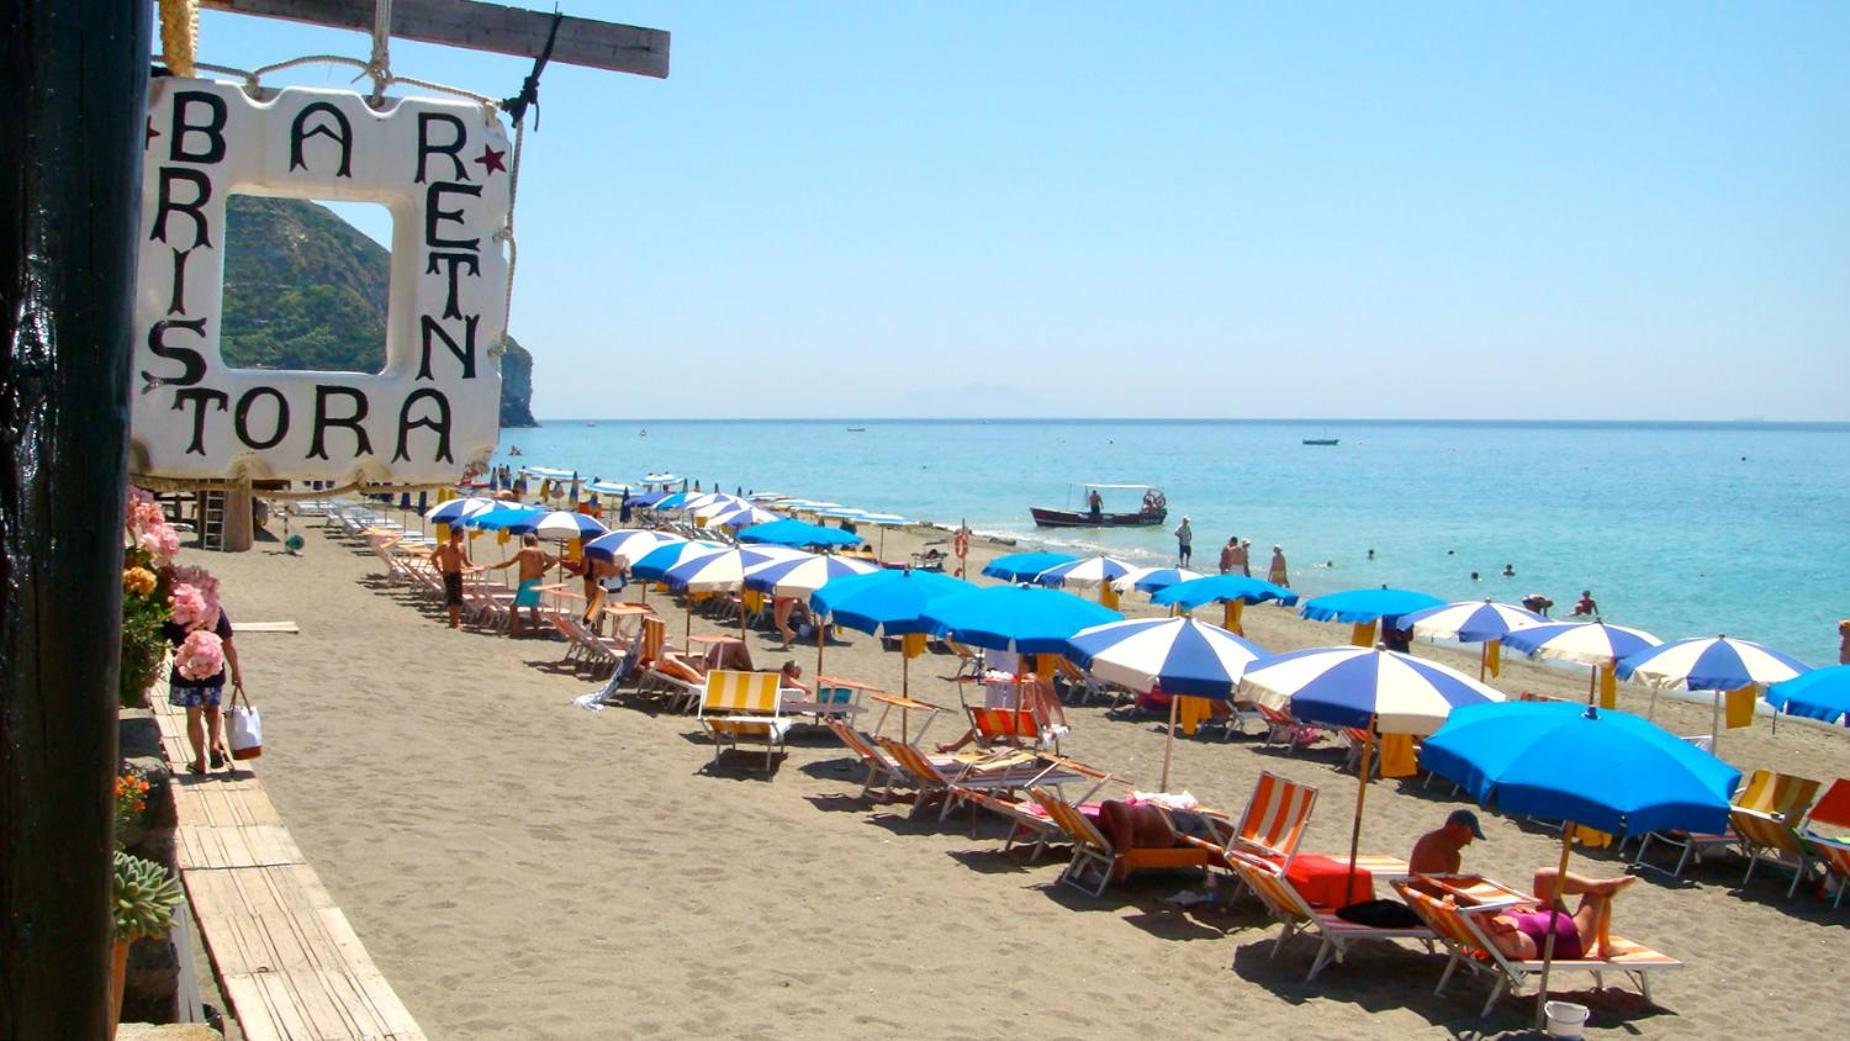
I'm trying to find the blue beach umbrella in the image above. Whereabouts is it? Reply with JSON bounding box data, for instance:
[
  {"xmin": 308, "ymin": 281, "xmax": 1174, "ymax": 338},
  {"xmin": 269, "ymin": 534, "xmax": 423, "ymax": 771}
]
[
  {"xmin": 462, "ymin": 504, "xmax": 541, "ymax": 530},
  {"xmin": 1401, "ymin": 599, "xmax": 1547, "ymax": 680},
  {"xmin": 1502, "ymin": 620, "xmax": 1663, "ymax": 708},
  {"xmin": 981, "ymin": 551, "xmax": 1079, "ymax": 583},
  {"xmin": 809, "ymin": 568, "xmax": 976, "ymax": 695},
  {"xmin": 1153, "ymin": 574, "xmax": 1299, "ymax": 610},
  {"xmin": 651, "ymin": 491, "xmax": 695, "ymax": 511},
  {"xmin": 1619, "ymin": 635, "xmax": 1812, "ymax": 747},
  {"xmin": 737, "ymin": 518, "xmax": 862, "ymax": 548},
  {"xmin": 1299, "ymin": 587, "xmax": 1446, "ymax": 625},
  {"xmin": 921, "ymin": 585, "xmax": 1122, "ymax": 655},
  {"xmin": 1766, "ymin": 666, "xmax": 1850, "ymax": 725},
  {"xmin": 1422, "ymin": 700, "xmax": 1740, "ymax": 1026},
  {"xmin": 1067, "ymin": 616, "xmax": 1267, "ymax": 789},
  {"xmin": 1112, "ymin": 567, "xmax": 1205, "ymax": 596}
]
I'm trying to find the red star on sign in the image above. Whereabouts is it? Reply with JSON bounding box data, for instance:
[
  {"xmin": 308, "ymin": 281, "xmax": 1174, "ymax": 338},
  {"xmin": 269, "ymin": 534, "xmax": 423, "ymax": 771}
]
[
  {"xmin": 145, "ymin": 117, "xmax": 160, "ymax": 148},
  {"xmin": 473, "ymin": 144, "xmax": 507, "ymax": 175}
]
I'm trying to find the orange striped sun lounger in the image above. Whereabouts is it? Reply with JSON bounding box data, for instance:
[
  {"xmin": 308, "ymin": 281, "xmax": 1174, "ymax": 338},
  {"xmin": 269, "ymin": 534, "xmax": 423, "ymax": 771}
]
[
  {"xmin": 1189, "ymin": 769, "xmax": 1318, "ymax": 870},
  {"xmin": 877, "ymin": 739, "xmax": 1081, "ymax": 823},
  {"xmin": 956, "ymin": 756, "xmax": 1115, "ymax": 859},
  {"xmin": 1225, "ymin": 851, "xmax": 1433, "ymax": 980},
  {"xmin": 824, "ymin": 718, "xmax": 955, "ymax": 800},
  {"xmin": 1395, "ymin": 880, "xmax": 1683, "ymax": 1018},
  {"xmin": 696, "ymin": 670, "xmax": 791, "ymax": 773}
]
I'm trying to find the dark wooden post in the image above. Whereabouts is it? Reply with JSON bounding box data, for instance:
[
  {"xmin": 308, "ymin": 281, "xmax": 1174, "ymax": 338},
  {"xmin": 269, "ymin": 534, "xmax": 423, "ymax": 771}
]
[{"xmin": 1, "ymin": 1, "xmax": 152, "ymax": 1036}]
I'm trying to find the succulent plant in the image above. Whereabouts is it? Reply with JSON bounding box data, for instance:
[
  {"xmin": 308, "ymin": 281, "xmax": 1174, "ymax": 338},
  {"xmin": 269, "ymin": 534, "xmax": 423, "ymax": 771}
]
[{"xmin": 113, "ymin": 851, "xmax": 183, "ymax": 943}]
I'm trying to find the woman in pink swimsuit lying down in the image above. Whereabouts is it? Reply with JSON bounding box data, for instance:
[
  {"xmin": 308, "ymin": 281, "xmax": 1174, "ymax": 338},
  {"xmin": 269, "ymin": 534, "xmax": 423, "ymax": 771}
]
[{"xmin": 1481, "ymin": 869, "xmax": 1637, "ymax": 960}]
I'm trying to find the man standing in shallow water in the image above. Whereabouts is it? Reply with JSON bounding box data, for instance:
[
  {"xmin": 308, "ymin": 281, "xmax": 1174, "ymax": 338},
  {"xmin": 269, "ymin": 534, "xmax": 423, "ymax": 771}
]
[
  {"xmin": 1268, "ymin": 545, "xmax": 1290, "ymax": 588},
  {"xmin": 490, "ymin": 533, "xmax": 558, "ymax": 636}
]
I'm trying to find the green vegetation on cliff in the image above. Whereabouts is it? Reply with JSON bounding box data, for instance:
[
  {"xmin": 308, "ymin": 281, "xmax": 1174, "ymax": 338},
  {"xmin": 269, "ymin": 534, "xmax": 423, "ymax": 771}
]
[{"xmin": 220, "ymin": 195, "xmax": 536, "ymax": 427}]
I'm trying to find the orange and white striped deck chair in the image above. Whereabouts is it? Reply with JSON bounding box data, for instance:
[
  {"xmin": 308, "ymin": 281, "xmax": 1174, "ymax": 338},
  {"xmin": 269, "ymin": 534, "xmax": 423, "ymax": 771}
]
[
  {"xmin": 1635, "ymin": 768, "xmax": 1820, "ymax": 878},
  {"xmin": 1394, "ymin": 881, "xmax": 1682, "ymax": 1018},
  {"xmin": 696, "ymin": 670, "xmax": 790, "ymax": 772},
  {"xmin": 1033, "ymin": 787, "xmax": 1209, "ymax": 896},
  {"xmin": 967, "ymin": 706, "xmax": 1041, "ymax": 747},
  {"xmin": 959, "ymin": 757, "xmax": 1115, "ymax": 861},
  {"xmin": 1206, "ymin": 770, "xmax": 1318, "ymax": 871},
  {"xmin": 825, "ymin": 718, "xmax": 921, "ymax": 800},
  {"xmin": 1224, "ymin": 851, "xmax": 1432, "ymax": 981}
]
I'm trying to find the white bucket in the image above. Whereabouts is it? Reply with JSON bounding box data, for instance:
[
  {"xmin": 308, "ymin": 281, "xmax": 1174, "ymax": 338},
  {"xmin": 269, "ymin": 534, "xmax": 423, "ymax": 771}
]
[{"xmin": 1544, "ymin": 1000, "xmax": 1590, "ymax": 1038}]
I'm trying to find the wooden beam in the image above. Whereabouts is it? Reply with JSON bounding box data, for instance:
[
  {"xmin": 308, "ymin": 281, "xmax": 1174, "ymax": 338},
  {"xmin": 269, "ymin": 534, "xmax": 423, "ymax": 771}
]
[{"xmin": 197, "ymin": 0, "xmax": 670, "ymax": 78}]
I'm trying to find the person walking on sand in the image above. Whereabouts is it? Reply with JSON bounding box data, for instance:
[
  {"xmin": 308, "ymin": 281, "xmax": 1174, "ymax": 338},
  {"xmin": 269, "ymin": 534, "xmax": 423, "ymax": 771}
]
[
  {"xmin": 1268, "ymin": 545, "xmax": 1290, "ymax": 588},
  {"xmin": 1174, "ymin": 517, "xmax": 1193, "ymax": 567},
  {"xmin": 164, "ymin": 609, "xmax": 243, "ymax": 775},
  {"xmin": 1839, "ymin": 619, "xmax": 1850, "ymax": 665},
  {"xmin": 430, "ymin": 527, "xmax": 478, "ymax": 629},
  {"xmin": 1219, "ymin": 535, "xmax": 1241, "ymax": 575},
  {"xmin": 490, "ymin": 533, "xmax": 558, "ymax": 636}
]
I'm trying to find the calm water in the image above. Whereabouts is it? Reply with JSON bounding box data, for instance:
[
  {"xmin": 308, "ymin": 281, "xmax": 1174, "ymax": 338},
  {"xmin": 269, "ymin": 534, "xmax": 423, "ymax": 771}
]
[{"xmin": 495, "ymin": 420, "xmax": 1850, "ymax": 665}]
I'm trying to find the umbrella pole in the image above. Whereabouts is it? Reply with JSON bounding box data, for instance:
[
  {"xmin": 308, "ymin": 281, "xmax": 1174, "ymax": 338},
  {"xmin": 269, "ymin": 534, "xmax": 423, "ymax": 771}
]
[
  {"xmin": 902, "ymin": 650, "xmax": 910, "ymax": 700},
  {"xmin": 1710, "ymin": 689, "xmax": 1723, "ymax": 756},
  {"xmin": 1479, "ymin": 643, "xmax": 1488, "ymax": 683},
  {"xmin": 1587, "ymin": 665, "xmax": 1597, "ymax": 707},
  {"xmin": 1160, "ymin": 693, "xmax": 1180, "ymax": 792},
  {"xmin": 816, "ymin": 623, "xmax": 825, "ymax": 680},
  {"xmin": 1343, "ymin": 723, "xmax": 1375, "ymax": 906},
  {"xmin": 1534, "ymin": 827, "xmax": 1576, "ymax": 1030}
]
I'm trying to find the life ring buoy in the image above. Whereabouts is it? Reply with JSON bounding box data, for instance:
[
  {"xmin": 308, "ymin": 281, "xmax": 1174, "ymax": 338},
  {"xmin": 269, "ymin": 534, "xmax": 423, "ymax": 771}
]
[{"xmin": 953, "ymin": 530, "xmax": 970, "ymax": 556}]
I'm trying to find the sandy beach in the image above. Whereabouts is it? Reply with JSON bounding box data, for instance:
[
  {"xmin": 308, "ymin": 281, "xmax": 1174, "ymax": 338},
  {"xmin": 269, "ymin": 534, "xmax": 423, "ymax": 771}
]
[{"xmin": 197, "ymin": 516, "xmax": 1849, "ymax": 1040}]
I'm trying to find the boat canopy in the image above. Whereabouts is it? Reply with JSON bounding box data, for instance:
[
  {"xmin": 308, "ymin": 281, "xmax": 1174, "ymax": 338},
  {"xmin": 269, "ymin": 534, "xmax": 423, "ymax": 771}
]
[
  {"xmin": 1077, "ymin": 482, "xmax": 1161, "ymax": 491},
  {"xmin": 521, "ymin": 465, "xmax": 577, "ymax": 479}
]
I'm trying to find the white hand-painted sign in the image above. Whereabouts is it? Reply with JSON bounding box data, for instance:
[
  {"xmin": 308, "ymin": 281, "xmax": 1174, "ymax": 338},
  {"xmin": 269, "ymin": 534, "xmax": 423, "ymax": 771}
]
[{"xmin": 132, "ymin": 78, "xmax": 511, "ymax": 483}]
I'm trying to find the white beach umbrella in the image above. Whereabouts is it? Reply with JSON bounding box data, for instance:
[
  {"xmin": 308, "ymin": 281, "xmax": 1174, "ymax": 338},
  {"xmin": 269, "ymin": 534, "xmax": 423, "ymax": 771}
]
[
  {"xmin": 742, "ymin": 553, "xmax": 879, "ymax": 596},
  {"xmin": 585, "ymin": 528, "xmax": 683, "ymax": 565}
]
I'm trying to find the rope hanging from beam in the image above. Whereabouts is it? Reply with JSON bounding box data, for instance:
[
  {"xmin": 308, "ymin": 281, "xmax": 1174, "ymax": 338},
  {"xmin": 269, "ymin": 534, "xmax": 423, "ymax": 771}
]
[{"xmin": 160, "ymin": 0, "xmax": 199, "ymax": 77}]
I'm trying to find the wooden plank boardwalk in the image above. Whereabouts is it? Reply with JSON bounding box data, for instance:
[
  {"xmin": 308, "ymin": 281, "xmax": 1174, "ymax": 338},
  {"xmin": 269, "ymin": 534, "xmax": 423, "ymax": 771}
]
[{"xmin": 154, "ymin": 693, "xmax": 427, "ymax": 1041}]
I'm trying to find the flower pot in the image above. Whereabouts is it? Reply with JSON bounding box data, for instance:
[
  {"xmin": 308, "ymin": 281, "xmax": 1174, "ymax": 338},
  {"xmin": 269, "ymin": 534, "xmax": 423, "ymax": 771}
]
[{"xmin": 108, "ymin": 939, "xmax": 129, "ymax": 1038}]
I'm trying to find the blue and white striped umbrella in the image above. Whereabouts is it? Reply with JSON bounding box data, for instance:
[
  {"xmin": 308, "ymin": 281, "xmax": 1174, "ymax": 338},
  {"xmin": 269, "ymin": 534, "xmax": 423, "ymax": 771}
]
[
  {"xmin": 707, "ymin": 503, "xmax": 782, "ymax": 529},
  {"xmin": 742, "ymin": 552, "xmax": 879, "ymax": 596},
  {"xmin": 1111, "ymin": 567, "xmax": 1205, "ymax": 595},
  {"xmin": 688, "ymin": 493, "xmax": 748, "ymax": 518},
  {"xmin": 665, "ymin": 545, "xmax": 806, "ymax": 593},
  {"xmin": 650, "ymin": 491, "xmax": 695, "ymax": 511},
  {"xmin": 1065, "ymin": 617, "xmax": 1266, "ymax": 698},
  {"xmin": 584, "ymin": 528, "xmax": 683, "ymax": 565},
  {"xmin": 1502, "ymin": 621, "xmax": 1661, "ymax": 666},
  {"xmin": 1401, "ymin": 599, "xmax": 1546, "ymax": 644},
  {"xmin": 1239, "ymin": 646, "xmax": 1506, "ymax": 735},
  {"xmin": 1034, "ymin": 554, "xmax": 1137, "ymax": 590},
  {"xmin": 1618, "ymin": 636, "xmax": 1811, "ymax": 692},
  {"xmin": 631, "ymin": 540, "xmax": 728, "ymax": 581},
  {"xmin": 507, "ymin": 510, "xmax": 607, "ymax": 540},
  {"xmin": 425, "ymin": 496, "xmax": 498, "ymax": 524},
  {"xmin": 461, "ymin": 504, "xmax": 542, "ymax": 530}
]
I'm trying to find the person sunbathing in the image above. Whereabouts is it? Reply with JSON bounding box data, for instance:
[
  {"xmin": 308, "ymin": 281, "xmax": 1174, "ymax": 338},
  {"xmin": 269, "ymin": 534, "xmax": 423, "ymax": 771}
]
[{"xmin": 1480, "ymin": 870, "xmax": 1637, "ymax": 960}]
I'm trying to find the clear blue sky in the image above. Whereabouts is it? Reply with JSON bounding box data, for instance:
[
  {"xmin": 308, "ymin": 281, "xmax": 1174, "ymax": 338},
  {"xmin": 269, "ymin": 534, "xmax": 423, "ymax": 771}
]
[{"xmin": 195, "ymin": 3, "xmax": 1848, "ymax": 420}]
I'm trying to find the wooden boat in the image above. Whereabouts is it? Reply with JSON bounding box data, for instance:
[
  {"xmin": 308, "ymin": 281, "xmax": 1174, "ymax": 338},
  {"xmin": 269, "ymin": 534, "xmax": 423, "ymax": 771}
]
[
  {"xmin": 846, "ymin": 426, "xmax": 867, "ymax": 432},
  {"xmin": 1031, "ymin": 483, "xmax": 1167, "ymax": 528}
]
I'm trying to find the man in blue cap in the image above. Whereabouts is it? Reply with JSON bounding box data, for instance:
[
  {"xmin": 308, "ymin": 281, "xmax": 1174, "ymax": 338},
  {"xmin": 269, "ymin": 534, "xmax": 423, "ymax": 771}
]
[{"xmin": 1409, "ymin": 809, "xmax": 1487, "ymax": 875}]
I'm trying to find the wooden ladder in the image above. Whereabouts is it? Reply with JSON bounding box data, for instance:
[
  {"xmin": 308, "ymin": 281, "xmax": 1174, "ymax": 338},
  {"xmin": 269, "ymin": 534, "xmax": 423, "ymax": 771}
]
[{"xmin": 198, "ymin": 490, "xmax": 227, "ymax": 551}]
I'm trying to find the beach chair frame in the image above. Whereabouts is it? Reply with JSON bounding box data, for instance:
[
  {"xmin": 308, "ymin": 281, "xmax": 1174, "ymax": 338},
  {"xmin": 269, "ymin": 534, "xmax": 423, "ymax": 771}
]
[
  {"xmin": 1224, "ymin": 851, "xmax": 1432, "ymax": 981},
  {"xmin": 1394, "ymin": 881, "xmax": 1682, "ymax": 1018},
  {"xmin": 695, "ymin": 670, "xmax": 790, "ymax": 773}
]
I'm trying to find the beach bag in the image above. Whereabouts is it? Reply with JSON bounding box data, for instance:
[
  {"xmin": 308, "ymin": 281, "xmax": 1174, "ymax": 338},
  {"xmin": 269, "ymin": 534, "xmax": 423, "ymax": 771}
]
[{"xmin": 227, "ymin": 686, "xmax": 263, "ymax": 760}]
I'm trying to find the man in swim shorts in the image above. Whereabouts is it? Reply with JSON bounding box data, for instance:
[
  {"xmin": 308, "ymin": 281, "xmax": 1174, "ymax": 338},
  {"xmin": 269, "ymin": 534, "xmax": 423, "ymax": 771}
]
[
  {"xmin": 490, "ymin": 532, "xmax": 558, "ymax": 636},
  {"xmin": 430, "ymin": 527, "xmax": 477, "ymax": 629},
  {"xmin": 1409, "ymin": 809, "xmax": 1485, "ymax": 874}
]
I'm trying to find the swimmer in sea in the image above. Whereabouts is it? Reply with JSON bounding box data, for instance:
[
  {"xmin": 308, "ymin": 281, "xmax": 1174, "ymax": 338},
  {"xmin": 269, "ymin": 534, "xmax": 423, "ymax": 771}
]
[{"xmin": 1502, "ymin": 564, "xmax": 1516, "ymax": 577}]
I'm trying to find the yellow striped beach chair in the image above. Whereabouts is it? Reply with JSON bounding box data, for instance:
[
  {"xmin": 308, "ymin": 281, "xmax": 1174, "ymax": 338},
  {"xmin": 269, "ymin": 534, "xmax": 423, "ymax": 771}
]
[
  {"xmin": 1635, "ymin": 768, "xmax": 1820, "ymax": 877},
  {"xmin": 1224, "ymin": 851, "xmax": 1432, "ymax": 981},
  {"xmin": 1394, "ymin": 881, "xmax": 1683, "ymax": 1018},
  {"xmin": 696, "ymin": 670, "xmax": 790, "ymax": 772}
]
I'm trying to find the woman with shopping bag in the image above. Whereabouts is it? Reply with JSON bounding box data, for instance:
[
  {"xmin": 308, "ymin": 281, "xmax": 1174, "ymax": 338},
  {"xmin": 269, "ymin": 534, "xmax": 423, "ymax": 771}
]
[{"xmin": 226, "ymin": 681, "xmax": 262, "ymax": 761}]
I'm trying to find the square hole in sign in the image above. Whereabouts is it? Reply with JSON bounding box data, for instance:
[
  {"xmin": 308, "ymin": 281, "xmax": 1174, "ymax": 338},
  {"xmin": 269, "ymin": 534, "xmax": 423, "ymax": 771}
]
[{"xmin": 219, "ymin": 195, "xmax": 393, "ymax": 374}]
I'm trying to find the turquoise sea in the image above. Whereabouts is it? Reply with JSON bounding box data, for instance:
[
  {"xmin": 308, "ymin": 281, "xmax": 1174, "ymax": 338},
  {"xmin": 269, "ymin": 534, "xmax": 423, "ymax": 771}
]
[{"xmin": 494, "ymin": 420, "xmax": 1850, "ymax": 666}]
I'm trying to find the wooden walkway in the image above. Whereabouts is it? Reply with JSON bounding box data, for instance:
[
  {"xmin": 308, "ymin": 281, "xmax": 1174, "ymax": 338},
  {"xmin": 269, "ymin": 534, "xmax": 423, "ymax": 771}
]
[{"xmin": 154, "ymin": 694, "xmax": 427, "ymax": 1041}]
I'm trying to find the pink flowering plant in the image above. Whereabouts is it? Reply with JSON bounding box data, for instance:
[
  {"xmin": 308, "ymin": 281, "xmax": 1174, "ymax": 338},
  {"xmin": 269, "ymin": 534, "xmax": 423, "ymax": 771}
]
[{"xmin": 119, "ymin": 485, "xmax": 231, "ymax": 705}]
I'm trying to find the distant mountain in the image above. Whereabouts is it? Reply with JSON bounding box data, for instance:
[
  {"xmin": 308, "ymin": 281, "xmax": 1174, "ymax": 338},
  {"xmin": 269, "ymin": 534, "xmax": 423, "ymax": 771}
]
[{"xmin": 219, "ymin": 195, "xmax": 537, "ymax": 428}]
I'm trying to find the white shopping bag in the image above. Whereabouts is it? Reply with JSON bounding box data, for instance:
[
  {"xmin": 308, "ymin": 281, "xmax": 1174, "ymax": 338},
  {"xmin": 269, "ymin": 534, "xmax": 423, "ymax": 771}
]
[{"xmin": 227, "ymin": 685, "xmax": 263, "ymax": 760}]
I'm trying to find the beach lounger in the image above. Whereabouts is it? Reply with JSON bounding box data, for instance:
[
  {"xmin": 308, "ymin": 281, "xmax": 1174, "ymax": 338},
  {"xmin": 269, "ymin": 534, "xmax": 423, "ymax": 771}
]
[
  {"xmin": 1224, "ymin": 851, "xmax": 1432, "ymax": 980},
  {"xmin": 1799, "ymin": 779, "xmax": 1850, "ymax": 907},
  {"xmin": 1191, "ymin": 770, "xmax": 1318, "ymax": 870},
  {"xmin": 1731, "ymin": 808, "xmax": 1816, "ymax": 896},
  {"xmin": 1394, "ymin": 881, "xmax": 1682, "ymax": 1018},
  {"xmin": 877, "ymin": 739, "xmax": 1076, "ymax": 822},
  {"xmin": 956, "ymin": 757, "xmax": 1115, "ymax": 859},
  {"xmin": 1256, "ymin": 703, "xmax": 1326, "ymax": 753},
  {"xmin": 824, "ymin": 718, "xmax": 909, "ymax": 799},
  {"xmin": 695, "ymin": 670, "xmax": 791, "ymax": 772},
  {"xmin": 1033, "ymin": 787, "xmax": 1211, "ymax": 896},
  {"xmin": 1634, "ymin": 768, "xmax": 1820, "ymax": 878}
]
